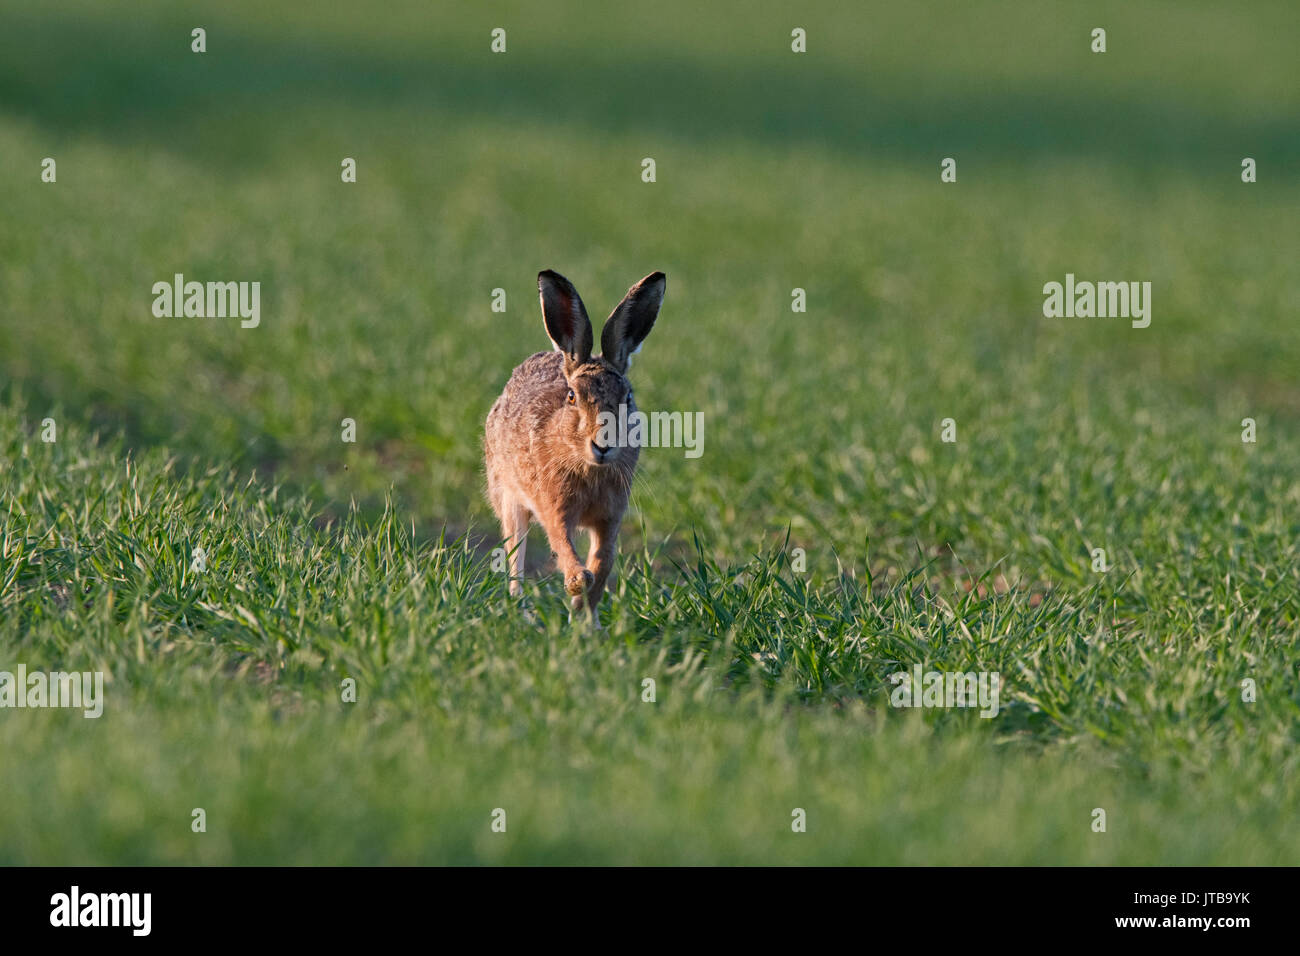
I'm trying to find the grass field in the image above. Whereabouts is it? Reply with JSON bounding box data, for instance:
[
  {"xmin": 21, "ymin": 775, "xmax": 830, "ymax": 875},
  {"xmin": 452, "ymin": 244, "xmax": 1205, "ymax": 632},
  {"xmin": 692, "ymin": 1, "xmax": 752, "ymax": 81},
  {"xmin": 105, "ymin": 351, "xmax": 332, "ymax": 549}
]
[{"xmin": 1, "ymin": 0, "xmax": 1298, "ymax": 863}]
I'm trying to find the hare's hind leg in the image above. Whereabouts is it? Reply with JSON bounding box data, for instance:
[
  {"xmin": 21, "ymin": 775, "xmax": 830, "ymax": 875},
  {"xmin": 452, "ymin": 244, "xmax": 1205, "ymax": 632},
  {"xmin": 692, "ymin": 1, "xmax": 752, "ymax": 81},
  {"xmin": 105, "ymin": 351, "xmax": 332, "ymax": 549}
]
[{"xmin": 499, "ymin": 497, "xmax": 530, "ymax": 597}]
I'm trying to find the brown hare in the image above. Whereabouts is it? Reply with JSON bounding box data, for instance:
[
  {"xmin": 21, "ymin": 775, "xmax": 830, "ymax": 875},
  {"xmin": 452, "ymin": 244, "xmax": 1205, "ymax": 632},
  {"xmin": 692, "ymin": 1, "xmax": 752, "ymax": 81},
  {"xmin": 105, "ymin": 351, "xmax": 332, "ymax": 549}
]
[{"xmin": 484, "ymin": 269, "xmax": 665, "ymax": 623}]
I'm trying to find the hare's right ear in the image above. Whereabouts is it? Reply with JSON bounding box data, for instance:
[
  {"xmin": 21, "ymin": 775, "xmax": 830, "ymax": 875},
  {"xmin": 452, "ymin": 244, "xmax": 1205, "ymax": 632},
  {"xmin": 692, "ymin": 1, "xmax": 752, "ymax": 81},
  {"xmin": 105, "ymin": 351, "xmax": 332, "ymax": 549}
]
[{"xmin": 539, "ymin": 270, "xmax": 593, "ymax": 368}]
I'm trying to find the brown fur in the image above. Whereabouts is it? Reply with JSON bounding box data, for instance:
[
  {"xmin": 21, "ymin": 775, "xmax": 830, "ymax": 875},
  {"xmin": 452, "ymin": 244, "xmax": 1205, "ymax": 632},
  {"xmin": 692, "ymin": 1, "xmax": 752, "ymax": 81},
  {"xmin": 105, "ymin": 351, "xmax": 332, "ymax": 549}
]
[{"xmin": 484, "ymin": 270, "xmax": 665, "ymax": 622}]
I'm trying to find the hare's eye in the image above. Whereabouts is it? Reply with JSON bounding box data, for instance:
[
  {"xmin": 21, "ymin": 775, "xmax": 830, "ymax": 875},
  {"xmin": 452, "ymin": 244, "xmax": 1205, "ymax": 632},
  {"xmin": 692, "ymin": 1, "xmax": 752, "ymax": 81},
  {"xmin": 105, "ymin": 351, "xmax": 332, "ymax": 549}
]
[{"xmin": 566, "ymin": 389, "xmax": 576, "ymax": 405}]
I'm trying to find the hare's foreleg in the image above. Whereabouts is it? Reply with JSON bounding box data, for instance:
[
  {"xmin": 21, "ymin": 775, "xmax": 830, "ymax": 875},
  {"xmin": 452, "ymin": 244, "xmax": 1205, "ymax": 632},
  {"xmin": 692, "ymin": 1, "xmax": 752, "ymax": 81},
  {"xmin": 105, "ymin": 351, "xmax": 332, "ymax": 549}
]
[
  {"xmin": 537, "ymin": 508, "xmax": 592, "ymax": 608},
  {"xmin": 583, "ymin": 518, "xmax": 620, "ymax": 620}
]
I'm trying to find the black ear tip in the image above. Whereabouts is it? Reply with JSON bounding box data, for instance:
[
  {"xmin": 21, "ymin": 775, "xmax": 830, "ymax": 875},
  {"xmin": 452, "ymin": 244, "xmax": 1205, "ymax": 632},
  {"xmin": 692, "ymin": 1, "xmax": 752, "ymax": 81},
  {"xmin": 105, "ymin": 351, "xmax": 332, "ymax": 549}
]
[
  {"xmin": 632, "ymin": 271, "xmax": 666, "ymax": 296},
  {"xmin": 540, "ymin": 270, "xmax": 582, "ymax": 300}
]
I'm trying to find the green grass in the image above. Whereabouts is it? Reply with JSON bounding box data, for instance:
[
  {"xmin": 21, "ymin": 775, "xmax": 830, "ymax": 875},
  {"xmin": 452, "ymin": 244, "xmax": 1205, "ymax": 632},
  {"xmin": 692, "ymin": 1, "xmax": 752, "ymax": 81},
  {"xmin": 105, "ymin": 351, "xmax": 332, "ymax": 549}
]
[{"xmin": 1, "ymin": 0, "xmax": 1298, "ymax": 863}]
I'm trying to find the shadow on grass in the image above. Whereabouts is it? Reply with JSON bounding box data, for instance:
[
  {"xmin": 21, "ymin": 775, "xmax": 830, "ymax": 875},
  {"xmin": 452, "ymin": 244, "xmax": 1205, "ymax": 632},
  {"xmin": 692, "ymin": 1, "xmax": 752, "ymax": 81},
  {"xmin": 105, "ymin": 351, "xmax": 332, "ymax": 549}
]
[{"xmin": 1, "ymin": 11, "xmax": 1295, "ymax": 175}]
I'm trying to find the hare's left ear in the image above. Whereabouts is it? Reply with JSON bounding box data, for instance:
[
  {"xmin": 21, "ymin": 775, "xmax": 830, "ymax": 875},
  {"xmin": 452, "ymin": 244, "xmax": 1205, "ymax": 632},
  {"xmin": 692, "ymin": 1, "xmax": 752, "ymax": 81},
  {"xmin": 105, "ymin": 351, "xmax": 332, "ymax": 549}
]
[{"xmin": 601, "ymin": 272, "xmax": 665, "ymax": 373}]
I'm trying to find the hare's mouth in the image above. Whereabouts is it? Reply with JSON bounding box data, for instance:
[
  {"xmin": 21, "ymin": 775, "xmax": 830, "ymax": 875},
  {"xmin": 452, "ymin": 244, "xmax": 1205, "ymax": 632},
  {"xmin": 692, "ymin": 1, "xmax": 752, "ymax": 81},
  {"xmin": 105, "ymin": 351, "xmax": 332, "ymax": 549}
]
[{"xmin": 587, "ymin": 440, "xmax": 618, "ymax": 465}]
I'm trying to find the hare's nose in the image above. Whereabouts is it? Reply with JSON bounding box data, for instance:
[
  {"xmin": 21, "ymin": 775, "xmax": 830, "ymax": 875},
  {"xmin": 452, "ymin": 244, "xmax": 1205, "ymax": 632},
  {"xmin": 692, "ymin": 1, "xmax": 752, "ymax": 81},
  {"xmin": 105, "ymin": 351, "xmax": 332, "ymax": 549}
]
[{"xmin": 591, "ymin": 439, "xmax": 610, "ymax": 459}]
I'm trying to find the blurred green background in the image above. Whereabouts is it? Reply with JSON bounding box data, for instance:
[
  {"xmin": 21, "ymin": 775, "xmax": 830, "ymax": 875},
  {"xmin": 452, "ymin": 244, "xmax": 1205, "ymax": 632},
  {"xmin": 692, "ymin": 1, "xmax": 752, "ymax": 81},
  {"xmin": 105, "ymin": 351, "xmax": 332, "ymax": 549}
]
[{"xmin": 0, "ymin": 0, "xmax": 1297, "ymax": 863}]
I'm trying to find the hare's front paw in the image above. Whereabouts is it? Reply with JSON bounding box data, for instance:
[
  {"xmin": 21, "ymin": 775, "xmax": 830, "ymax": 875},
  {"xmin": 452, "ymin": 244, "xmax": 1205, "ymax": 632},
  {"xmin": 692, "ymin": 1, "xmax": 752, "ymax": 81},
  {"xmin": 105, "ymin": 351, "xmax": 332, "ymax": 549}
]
[{"xmin": 564, "ymin": 568, "xmax": 594, "ymax": 596}]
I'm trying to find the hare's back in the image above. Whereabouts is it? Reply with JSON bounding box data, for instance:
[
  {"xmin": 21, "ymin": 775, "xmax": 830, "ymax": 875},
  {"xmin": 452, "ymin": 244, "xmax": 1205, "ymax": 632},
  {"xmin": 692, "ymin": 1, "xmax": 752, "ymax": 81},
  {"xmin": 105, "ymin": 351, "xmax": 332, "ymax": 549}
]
[
  {"xmin": 488, "ymin": 350, "xmax": 565, "ymax": 430},
  {"xmin": 509, "ymin": 350, "xmax": 565, "ymax": 388},
  {"xmin": 503, "ymin": 351, "xmax": 566, "ymax": 405}
]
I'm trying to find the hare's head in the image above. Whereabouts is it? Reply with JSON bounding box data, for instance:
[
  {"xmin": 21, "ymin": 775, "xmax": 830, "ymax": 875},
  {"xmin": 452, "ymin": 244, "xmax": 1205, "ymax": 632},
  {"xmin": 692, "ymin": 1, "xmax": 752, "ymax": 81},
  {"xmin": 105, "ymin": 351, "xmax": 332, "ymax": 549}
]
[{"xmin": 539, "ymin": 269, "xmax": 665, "ymax": 467}]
